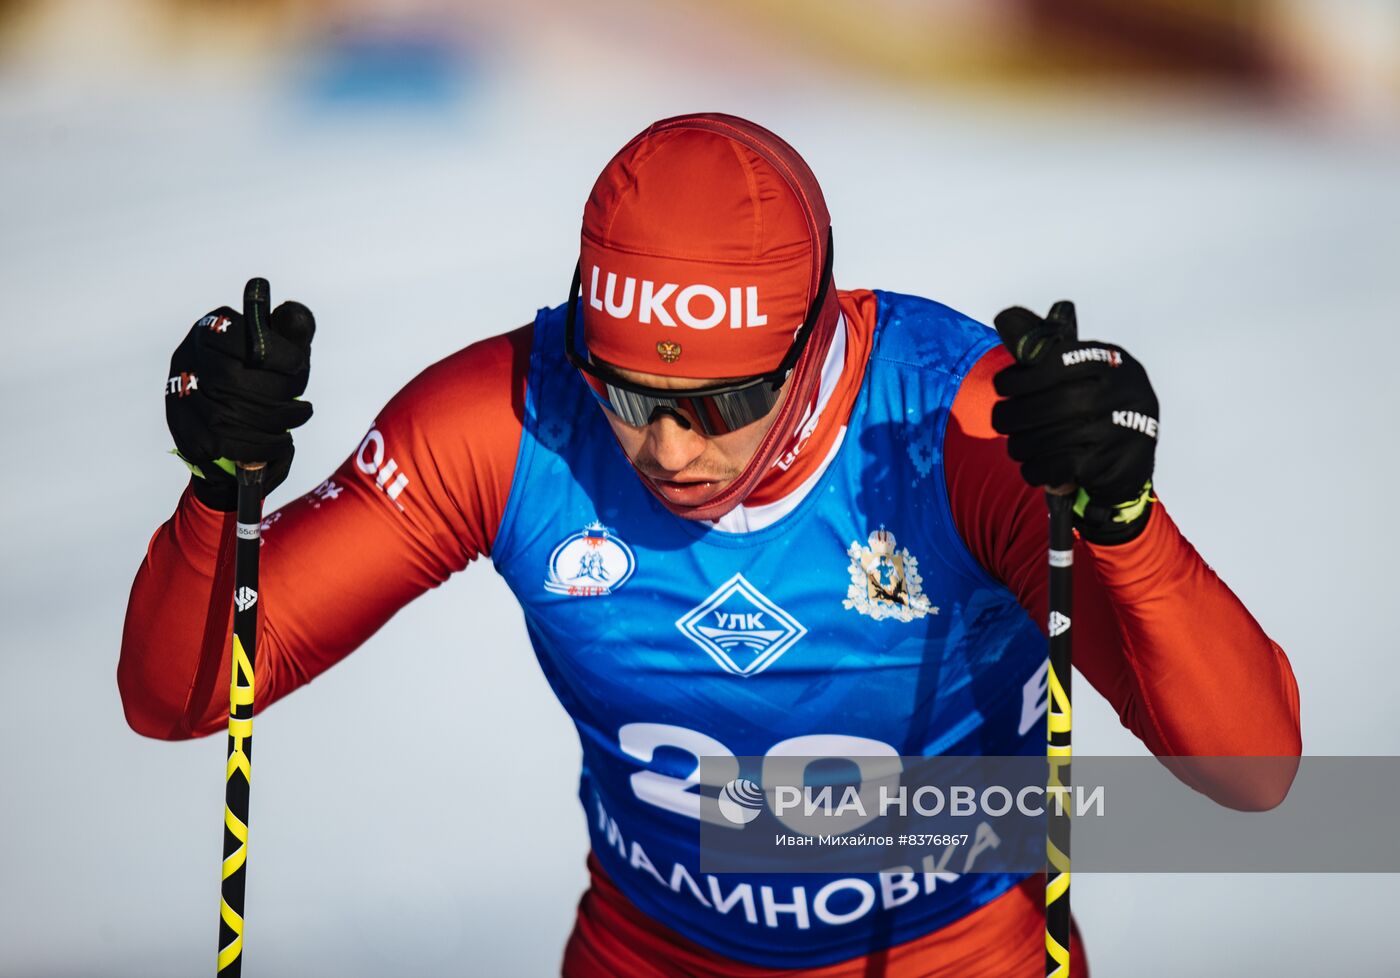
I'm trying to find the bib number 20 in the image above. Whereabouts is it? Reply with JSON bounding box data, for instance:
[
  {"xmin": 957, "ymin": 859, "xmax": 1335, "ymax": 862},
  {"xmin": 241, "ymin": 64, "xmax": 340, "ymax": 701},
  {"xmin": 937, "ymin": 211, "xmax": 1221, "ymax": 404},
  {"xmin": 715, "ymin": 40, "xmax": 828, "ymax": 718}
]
[{"xmin": 618, "ymin": 723, "xmax": 901, "ymax": 832}]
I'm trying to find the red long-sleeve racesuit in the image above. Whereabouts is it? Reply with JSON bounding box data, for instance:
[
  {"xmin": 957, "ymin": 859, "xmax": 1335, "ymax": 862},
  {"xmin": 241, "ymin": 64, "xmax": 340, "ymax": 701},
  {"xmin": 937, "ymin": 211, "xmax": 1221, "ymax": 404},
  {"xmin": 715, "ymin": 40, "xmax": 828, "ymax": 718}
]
[{"xmin": 119, "ymin": 290, "xmax": 1301, "ymax": 976}]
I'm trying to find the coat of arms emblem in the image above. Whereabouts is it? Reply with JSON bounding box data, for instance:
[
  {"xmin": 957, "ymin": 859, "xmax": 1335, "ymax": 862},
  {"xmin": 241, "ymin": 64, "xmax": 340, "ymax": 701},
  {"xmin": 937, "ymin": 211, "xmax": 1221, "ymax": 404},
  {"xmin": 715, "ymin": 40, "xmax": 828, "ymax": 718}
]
[{"xmin": 843, "ymin": 527, "xmax": 936, "ymax": 622}]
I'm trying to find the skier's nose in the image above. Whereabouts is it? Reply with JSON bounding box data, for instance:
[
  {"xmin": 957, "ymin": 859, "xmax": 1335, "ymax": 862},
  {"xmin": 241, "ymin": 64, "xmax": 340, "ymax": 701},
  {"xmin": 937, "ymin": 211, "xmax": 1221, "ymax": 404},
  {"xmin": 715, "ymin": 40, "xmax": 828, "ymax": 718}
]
[{"xmin": 646, "ymin": 412, "xmax": 707, "ymax": 473}]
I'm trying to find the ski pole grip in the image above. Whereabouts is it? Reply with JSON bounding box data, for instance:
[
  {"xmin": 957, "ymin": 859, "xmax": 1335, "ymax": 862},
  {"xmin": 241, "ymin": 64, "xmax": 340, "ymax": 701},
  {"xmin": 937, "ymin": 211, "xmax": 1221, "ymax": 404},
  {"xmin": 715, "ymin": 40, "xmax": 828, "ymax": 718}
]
[
  {"xmin": 993, "ymin": 302, "xmax": 1076, "ymax": 367},
  {"xmin": 236, "ymin": 279, "xmax": 274, "ymax": 482},
  {"xmin": 993, "ymin": 302, "xmax": 1080, "ymax": 498},
  {"xmin": 243, "ymin": 277, "xmax": 271, "ymax": 368}
]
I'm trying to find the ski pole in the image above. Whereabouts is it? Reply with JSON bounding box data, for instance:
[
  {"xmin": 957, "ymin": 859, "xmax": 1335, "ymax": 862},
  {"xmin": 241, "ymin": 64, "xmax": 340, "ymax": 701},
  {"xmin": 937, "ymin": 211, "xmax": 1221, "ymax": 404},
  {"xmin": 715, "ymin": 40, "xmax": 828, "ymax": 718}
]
[
  {"xmin": 218, "ymin": 278, "xmax": 272, "ymax": 977},
  {"xmin": 993, "ymin": 302, "xmax": 1077, "ymax": 978},
  {"xmin": 1044, "ymin": 489, "xmax": 1073, "ymax": 978}
]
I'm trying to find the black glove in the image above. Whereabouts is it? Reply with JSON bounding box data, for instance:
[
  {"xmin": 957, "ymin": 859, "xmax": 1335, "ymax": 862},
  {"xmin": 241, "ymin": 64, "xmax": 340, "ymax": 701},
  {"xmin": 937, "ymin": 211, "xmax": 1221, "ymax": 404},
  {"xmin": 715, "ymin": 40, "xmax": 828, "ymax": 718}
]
[
  {"xmin": 991, "ymin": 301, "xmax": 1158, "ymax": 544},
  {"xmin": 165, "ymin": 278, "xmax": 315, "ymax": 511}
]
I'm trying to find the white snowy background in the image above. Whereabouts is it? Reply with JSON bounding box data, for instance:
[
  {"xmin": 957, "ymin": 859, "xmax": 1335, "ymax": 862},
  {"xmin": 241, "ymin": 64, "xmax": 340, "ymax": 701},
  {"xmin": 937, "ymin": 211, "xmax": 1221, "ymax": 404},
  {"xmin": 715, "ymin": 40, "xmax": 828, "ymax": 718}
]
[{"xmin": 2, "ymin": 2, "xmax": 1398, "ymax": 976}]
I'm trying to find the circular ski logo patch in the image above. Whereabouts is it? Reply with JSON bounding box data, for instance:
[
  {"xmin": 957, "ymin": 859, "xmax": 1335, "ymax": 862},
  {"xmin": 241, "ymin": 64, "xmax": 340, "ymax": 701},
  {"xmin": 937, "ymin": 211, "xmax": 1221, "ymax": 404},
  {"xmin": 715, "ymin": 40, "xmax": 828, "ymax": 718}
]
[{"xmin": 545, "ymin": 521, "xmax": 636, "ymax": 597}]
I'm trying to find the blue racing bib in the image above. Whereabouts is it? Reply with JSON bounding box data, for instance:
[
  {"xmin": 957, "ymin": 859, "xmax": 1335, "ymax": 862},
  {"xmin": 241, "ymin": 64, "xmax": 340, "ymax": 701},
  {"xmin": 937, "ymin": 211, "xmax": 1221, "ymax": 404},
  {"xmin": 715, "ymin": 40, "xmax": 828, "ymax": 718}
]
[{"xmin": 492, "ymin": 291, "xmax": 1046, "ymax": 968}]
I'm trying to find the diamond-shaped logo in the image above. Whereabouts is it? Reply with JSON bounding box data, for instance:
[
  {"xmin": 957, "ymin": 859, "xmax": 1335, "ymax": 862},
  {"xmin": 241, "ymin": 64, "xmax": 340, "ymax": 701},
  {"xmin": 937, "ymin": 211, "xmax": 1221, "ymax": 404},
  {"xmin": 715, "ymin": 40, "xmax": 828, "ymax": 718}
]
[{"xmin": 675, "ymin": 573, "xmax": 807, "ymax": 677}]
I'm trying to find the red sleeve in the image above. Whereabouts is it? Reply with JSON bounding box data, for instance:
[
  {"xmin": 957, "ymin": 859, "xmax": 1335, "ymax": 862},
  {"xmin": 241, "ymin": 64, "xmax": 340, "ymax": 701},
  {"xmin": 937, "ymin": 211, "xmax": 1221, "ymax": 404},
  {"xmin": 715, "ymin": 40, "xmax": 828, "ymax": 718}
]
[
  {"xmin": 945, "ymin": 345, "xmax": 1302, "ymax": 808},
  {"xmin": 118, "ymin": 325, "xmax": 531, "ymax": 740}
]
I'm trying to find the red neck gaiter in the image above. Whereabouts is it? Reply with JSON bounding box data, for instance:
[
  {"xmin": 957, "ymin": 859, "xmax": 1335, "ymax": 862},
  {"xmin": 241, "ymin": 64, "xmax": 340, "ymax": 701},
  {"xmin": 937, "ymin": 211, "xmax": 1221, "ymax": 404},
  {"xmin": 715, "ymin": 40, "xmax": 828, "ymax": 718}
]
[{"xmin": 579, "ymin": 112, "xmax": 840, "ymax": 521}]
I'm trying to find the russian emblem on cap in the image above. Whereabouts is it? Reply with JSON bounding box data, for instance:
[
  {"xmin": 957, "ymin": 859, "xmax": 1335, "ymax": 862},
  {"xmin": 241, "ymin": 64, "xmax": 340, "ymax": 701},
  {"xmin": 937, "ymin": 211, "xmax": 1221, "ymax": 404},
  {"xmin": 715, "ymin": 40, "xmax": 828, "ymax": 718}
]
[{"xmin": 656, "ymin": 340, "xmax": 682, "ymax": 363}]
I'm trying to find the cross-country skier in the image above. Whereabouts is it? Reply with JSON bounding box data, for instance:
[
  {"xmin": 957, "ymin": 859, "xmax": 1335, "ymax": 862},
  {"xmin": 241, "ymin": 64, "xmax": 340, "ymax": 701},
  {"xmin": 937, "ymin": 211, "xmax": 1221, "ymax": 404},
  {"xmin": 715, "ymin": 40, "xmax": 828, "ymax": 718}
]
[{"xmin": 120, "ymin": 113, "xmax": 1302, "ymax": 977}]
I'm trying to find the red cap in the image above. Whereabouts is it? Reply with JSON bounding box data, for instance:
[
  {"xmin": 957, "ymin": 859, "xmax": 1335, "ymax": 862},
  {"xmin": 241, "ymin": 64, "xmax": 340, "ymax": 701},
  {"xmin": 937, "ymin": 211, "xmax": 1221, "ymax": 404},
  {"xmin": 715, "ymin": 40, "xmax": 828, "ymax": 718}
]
[{"xmin": 580, "ymin": 113, "xmax": 832, "ymax": 379}]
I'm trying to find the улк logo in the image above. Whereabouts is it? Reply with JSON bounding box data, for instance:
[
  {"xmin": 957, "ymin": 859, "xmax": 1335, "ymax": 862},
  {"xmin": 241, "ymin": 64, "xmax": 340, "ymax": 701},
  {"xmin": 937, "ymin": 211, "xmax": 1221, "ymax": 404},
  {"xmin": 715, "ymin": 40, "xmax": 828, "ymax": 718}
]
[
  {"xmin": 1048, "ymin": 611, "xmax": 1071, "ymax": 637},
  {"xmin": 717, "ymin": 778, "xmax": 765, "ymax": 825},
  {"xmin": 676, "ymin": 573, "xmax": 807, "ymax": 677},
  {"xmin": 234, "ymin": 587, "xmax": 257, "ymax": 612},
  {"xmin": 844, "ymin": 527, "xmax": 936, "ymax": 622},
  {"xmin": 545, "ymin": 521, "xmax": 636, "ymax": 597}
]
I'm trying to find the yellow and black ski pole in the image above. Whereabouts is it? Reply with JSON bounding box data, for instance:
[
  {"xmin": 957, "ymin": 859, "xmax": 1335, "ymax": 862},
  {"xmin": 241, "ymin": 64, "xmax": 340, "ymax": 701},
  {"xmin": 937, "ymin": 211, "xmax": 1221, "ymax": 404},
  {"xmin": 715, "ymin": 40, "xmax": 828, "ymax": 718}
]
[
  {"xmin": 218, "ymin": 278, "xmax": 272, "ymax": 977},
  {"xmin": 993, "ymin": 301, "xmax": 1077, "ymax": 977},
  {"xmin": 1044, "ymin": 489, "xmax": 1073, "ymax": 978}
]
